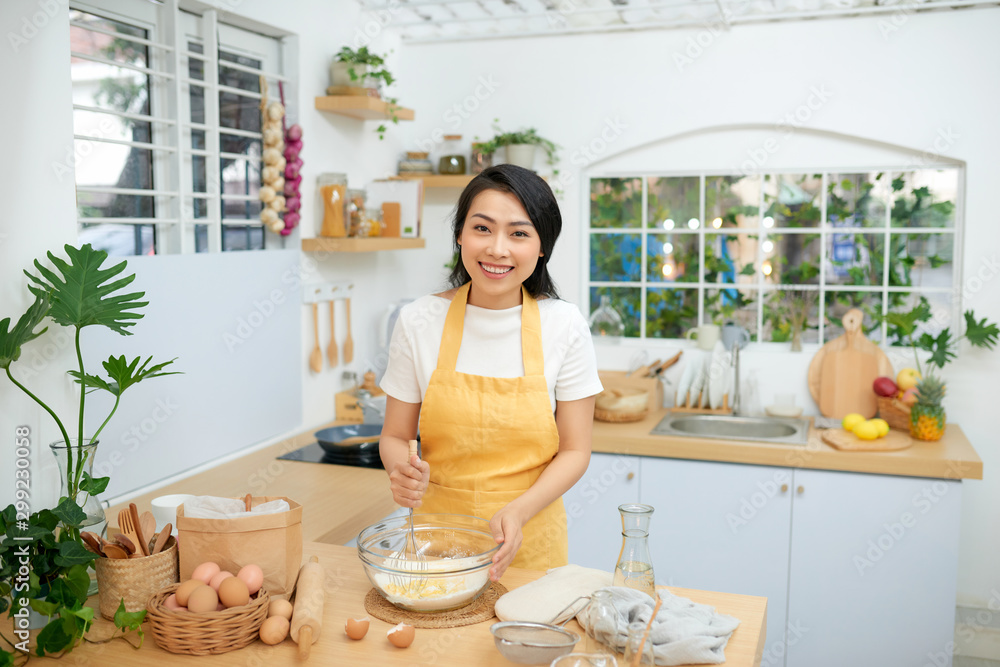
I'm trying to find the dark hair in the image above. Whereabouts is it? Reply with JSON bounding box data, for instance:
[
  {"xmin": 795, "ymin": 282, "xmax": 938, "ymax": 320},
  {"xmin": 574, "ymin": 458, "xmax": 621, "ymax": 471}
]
[{"xmin": 446, "ymin": 164, "xmax": 562, "ymax": 299}]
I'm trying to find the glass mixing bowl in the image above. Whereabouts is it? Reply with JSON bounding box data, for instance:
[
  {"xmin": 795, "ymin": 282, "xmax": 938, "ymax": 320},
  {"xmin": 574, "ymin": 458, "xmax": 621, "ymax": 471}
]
[{"xmin": 357, "ymin": 513, "xmax": 500, "ymax": 613}]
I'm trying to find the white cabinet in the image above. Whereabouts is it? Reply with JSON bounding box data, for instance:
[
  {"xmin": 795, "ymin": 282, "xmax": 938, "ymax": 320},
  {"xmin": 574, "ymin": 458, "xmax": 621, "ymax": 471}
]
[
  {"xmin": 565, "ymin": 455, "xmax": 963, "ymax": 667},
  {"xmin": 640, "ymin": 457, "xmax": 792, "ymax": 665},
  {"xmin": 565, "ymin": 452, "xmax": 640, "ymax": 571},
  {"xmin": 785, "ymin": 468, "xmax": 961, "ymax": 667}
]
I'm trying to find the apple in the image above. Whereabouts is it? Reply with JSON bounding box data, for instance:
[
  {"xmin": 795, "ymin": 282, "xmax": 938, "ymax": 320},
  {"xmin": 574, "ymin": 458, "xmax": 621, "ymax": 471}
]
[
  {"xmin": 873, "ymin": 376, "xmax": 898, "ymax": 397},
  {"xmin": 901, "ymin": 387, "xmax": 918, "ymax": 406},
  {"xmin": 896, "ymin": 368, "xmax": 921, "ymax": 391}
]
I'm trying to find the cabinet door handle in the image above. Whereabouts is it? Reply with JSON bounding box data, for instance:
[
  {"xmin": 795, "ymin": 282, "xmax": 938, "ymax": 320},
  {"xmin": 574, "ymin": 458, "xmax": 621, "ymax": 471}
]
[
  {"xmin": 781, "ymin": 484, "xmax": 788, "ymax": 493},
  {"xmin": 626, "ymin": 472, "xmax": 635, "ymax": 481},
  {"xmin": 797, "ymin": 485, "xmax": 804, "ymax": 494}
]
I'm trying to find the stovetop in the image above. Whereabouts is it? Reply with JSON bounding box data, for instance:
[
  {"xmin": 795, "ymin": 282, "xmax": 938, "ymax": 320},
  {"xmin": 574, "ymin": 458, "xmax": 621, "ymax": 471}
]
[{"xmin": 278, "ymin": 442, "xmax": 385, "ymax": 469}]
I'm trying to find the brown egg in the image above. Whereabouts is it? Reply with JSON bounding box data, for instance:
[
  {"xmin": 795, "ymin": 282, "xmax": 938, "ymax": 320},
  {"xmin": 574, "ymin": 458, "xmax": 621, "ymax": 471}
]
[
  {"xmin": 175, "ymin": 579, "xmax": 203, "ymax": 607},
  {"xmin": 191, "ymin": 561, "xmax": 221, "ymax": 584},
  {"xmin": 259, "ymin": 616, "xmax": 290, "ymax": 645},
  {"xmin": 186, "ymin": 584, "xmax": 218, "ymax": 613},
  {"xmin": 345, "ymin": 616, "xmax": 370, "ymax": 640},
  {"xmin": 218, "ymin": 576, "xmax": 250, "ymax": 608},
  {"xmin": 268, "ymin": 599, "xmax": 294, "ymax": 620},
  {"xmin": 237, "ymin": 564, "xmax": 264, "ymax": 595},
  {"xmin": 209, "ymin": 570, "xmax": 234, "ymax": 591},
  {"xmin": 163, "ymin": 594, "xmax": 183, "ymax": 611},
  {"xmin": 387, "ymin": 622, "xmax": 415, "ymax": 648}
]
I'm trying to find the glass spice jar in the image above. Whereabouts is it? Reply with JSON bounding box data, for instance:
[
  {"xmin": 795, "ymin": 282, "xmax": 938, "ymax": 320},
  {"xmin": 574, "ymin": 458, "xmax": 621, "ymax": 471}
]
[
  {"xmin": 317, "ymin": 173, "xmax": 348, "ymax": 237},
  {"xmin": 364, "ymin": 207, "xmax": 383, "ymax": 237},
  {"xmin": 438, "ymin": 134, "xmax": 466, "ymax": 175},
  {"xmin": 347, "ymin": 188, "xmax": 366, "ymax": 237},
  {"xmin": 470, "ymin": 142, "xmax": 492, "ymax": 174}
]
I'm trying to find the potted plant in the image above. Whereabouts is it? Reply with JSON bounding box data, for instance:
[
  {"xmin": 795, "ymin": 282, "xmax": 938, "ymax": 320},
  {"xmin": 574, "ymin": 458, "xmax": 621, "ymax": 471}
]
[
  {"xmin": 329, "ymin": 46, "xmax": 395, "ymax": 93},
  {"xmin": 0, "ymin": 243, "xmax": 178, "ymax": 661},
  {"xmin": 477, "ymin": 121, "xmax": 559, "ymax": 171},
  {"xmin": 878, "ymin": 298, "xmax": 997, "ymax": 440}
]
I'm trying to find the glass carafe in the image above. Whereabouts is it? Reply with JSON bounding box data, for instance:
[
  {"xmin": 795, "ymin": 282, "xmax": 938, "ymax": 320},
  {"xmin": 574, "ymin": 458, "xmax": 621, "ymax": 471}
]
[
  {"xmin": 613, "ymin": 504, "xmax": 655, "ymax": 598},
  {"xmin": 589, "ymin": 295, "xmax": 625, "ymax": 340},
  {"xmin": 583, "ymin": 589, "xmax": 618, "ymax": 655}
]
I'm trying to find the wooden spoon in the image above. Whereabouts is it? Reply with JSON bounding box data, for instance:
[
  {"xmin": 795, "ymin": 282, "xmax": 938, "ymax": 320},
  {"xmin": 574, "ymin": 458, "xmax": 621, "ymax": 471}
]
[
  {"xmin": 80, "ymin": 531, "xmax": 104, "ymax": 557},
  {"xmin": 112, "ymin": 532, "xmax": 137, "ymax": 555},
  {"xmin": 103, "ymin": 543, "xmax": 129, "ymax": 559},
  {"xmin": 309, "ymin": 303, "xmax": 323, "ymax": 373},
  {"xmin": 343, "ymin": 297, "xmax": 354, "ymax": 364},
  {"xmin": 140, "ymin": 512, "xmax": 155, "ymax": 551},
  {"xmin": 130, "ymin": 503, "xmax": 150, "ymax": 557},
  {"xmin": 152, "ymin": 524, "xmax": 172, "ymax": 554},
  {"xmin": 326, "ymin": 301, "xmax": 338, "ymax": 367}
]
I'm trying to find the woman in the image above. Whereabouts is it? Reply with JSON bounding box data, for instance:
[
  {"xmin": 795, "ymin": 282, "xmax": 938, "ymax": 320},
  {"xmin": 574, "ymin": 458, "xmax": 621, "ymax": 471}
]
[{"xmin": 379, "ymin": 164, "xmax": 602, "ymax": 581}]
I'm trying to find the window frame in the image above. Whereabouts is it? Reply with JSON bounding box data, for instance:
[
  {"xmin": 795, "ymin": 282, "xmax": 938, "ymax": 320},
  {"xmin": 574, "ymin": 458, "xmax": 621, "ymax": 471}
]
[
  {"xmin": 70, "ymin": 0, "xmax": 291, "ymax": 255},
  {"xmin": 582, "ymin": 165, "xmax": 965, "ymax": 347}
]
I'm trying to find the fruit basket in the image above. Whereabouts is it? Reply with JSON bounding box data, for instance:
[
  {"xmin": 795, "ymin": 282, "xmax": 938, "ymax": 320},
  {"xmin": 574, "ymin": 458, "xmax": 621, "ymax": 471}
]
[{"xmin": 877, "ymin": 396, "xmax": 911, "ymax": 432}]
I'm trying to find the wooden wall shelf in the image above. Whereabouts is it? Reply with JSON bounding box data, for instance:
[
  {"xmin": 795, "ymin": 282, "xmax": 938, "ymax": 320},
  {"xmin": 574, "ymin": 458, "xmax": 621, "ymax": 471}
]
[
  {"xmin": 314, "ymin": 96, "xmax": 415, "ymax": 121},
  {"xmin": 390, "ymin": 174, "xmax": 474, "ymax": 188},
  {"xmin": 301, "ymin": 237, "xmax": 425, "ymax": 253}
]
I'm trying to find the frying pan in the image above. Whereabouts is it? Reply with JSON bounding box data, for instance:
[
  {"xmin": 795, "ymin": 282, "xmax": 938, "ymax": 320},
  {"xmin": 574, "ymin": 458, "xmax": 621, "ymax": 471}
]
[{"xmin": 315, "ymin": 424, "xmax": 382, "ymax": 456}]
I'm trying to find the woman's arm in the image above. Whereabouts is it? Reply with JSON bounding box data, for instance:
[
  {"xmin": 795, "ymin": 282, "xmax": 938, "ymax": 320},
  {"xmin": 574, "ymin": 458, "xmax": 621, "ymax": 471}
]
[
  {"xmin": 488, "ymin": 395, "xmax": 596, "ymax": 580},
  {"xmin": 379, "ymin": 396, "xmax": 430, "ymax": 508}
]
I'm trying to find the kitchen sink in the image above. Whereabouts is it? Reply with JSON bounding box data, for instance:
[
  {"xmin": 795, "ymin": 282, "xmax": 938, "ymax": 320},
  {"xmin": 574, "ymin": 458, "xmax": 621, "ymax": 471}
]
[{"xmin": 651, "ymin": 413, "xmax": 811, "ymax": 446}]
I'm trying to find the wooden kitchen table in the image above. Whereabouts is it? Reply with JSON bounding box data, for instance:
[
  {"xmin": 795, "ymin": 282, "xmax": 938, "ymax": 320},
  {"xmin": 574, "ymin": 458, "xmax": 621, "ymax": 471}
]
[{"xmin": 31, "ymin": 542, "xmax": 767, "ymax": 666}]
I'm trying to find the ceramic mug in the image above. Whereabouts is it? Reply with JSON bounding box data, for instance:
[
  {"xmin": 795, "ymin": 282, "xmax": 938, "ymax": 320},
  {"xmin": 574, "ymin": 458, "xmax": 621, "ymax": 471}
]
[
  {"xmin": 685, "ymin": 323, "xmax": 721, "ymax": 351},
  {"xmin": 722, "ymin": 323, "xmax": 750, "ymax": 350},
  {"xmin": 151, "ymin": 494, "xmax": 195, "ymax": 535}
]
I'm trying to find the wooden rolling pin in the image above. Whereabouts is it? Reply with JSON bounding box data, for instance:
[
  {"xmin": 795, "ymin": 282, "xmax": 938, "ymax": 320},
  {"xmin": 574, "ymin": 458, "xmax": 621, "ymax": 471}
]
[{"xmin": 290, "ymin": 555, "xmax": 325, "ymax": 659}]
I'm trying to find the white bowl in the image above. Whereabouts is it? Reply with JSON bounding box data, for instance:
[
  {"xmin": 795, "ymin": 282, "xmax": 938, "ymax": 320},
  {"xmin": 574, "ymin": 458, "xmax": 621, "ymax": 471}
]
[{"xmin": 765, "ymin": 405, "xmax": 804, "ymax": 418}]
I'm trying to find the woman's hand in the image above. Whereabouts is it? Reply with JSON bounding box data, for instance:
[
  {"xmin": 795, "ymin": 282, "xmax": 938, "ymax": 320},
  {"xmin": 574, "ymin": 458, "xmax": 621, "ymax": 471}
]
[
  {"xmin": 489, "ymin": 504, "xmax": 528, "ymax": 581},
  {"xmin": 388, "ymin": 454, "xmax": 430, "ymax": 508}
]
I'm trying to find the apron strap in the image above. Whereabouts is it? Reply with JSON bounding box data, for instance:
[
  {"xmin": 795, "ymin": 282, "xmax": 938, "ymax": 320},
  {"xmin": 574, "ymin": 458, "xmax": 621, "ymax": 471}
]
[{"xmin": 435, "ymin": 283, "xmax": 545, "ymax": 377}]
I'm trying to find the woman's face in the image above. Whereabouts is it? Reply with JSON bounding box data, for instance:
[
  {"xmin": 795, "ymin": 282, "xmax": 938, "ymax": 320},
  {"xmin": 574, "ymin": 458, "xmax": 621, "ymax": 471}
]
[{"xmin": 457, "ymin": 189, "xmax": 543, "ymax": 309}]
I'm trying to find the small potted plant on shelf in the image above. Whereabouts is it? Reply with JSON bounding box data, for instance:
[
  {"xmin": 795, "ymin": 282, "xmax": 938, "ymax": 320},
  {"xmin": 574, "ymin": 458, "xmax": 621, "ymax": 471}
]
[
  {"xmin": 876, "ymin": 297, "xmax": 997, "ymax": 440},
  {"xmin": 477, "ymin": 120, "xmax": 559, "ymax": 171},
  {"xmin": 0, "ymin": 243, "xmax": 178, "ymax": 661},
  {"xmin": 328, "ymin": 46, "xmax": 400, "ymax": 141}
]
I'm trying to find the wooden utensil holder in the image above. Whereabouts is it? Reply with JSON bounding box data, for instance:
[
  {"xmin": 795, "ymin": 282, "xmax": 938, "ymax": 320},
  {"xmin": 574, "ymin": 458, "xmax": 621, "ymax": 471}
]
[{"xmin": 95, "ymin": 537, "xmax": 179, "ymax": 619}]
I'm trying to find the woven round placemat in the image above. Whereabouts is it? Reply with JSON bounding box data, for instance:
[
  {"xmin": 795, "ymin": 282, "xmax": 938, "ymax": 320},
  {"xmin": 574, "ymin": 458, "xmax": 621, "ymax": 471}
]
[{"xmin": 364, "ymin": 581, "xmax": 508, "ymax": 628}]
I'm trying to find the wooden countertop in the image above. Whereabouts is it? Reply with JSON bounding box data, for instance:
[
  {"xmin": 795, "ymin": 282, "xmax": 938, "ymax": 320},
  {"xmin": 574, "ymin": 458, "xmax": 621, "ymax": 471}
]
[
  {"xmin": 593, "ymin": 410, "xmax": 983, "ymax": 480},
  {"xmin": 34, "ymin": 542, "xmax": 766, "ymax": 666}
]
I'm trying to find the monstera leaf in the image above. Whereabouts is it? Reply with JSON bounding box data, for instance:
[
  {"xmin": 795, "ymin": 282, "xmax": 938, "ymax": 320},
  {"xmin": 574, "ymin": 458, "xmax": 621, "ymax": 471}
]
[
  {"xmin": 0, "ymin": 292, "xmax": 49, "ymax": 370},
  {"xmin": 70, "ymin": 354, "xmax": 180, "ymax": 396},
  {"xmin": 25, "ymin": 244, "xmax": 147, "ymax": 335}
]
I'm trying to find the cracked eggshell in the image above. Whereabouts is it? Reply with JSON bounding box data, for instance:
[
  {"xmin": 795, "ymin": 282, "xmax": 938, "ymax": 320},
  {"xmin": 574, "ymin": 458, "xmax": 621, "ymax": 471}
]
[
  {"xmin": 345, "ymin": 616, "xmax": 369, "ymax": 640},
  {"xmin": 387, "ymin": 623, "xmax": 415, "ymax": 648}
]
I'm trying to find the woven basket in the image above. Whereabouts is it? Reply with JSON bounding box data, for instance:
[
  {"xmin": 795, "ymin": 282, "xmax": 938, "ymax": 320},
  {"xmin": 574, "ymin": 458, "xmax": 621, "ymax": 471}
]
[
  {"xmin": 877, "ymin": 396, "xmax": 911, "ymax": 431},
  {"xmin": 95, "ymin": 537, "xmax": 179, "ymax": 620},
  {"xmin": 146, "ymin": 584, "xmax": 269, "ymax": 655},
  {"xmin": 594, "ymin": 407, "xmax": 648, "ymax": 423}
]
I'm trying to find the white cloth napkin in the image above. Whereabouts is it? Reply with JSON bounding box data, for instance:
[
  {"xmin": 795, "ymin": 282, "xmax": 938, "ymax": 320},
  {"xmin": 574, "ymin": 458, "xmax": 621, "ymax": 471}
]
[
  {"xmin": 576, "ymin": 586, "xmax": 741, "ymax": 666},
  {"xmin": 494, "ymin": 564, "xmax": 614, "ymax": 624},
  {"xmin": 183, "ymin": 496, "xmax": 290, "ymax": 519}
]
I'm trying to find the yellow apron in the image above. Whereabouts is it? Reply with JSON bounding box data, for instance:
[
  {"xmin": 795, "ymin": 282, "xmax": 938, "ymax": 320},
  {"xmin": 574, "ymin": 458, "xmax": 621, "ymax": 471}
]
[{"xmin": 417, "ymin": 282, "xmax": 568, "ymax": 571}]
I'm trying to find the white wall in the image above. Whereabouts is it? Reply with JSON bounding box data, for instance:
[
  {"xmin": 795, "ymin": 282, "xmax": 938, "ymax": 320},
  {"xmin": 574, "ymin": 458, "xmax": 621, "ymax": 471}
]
[{"xmin": 393, "ymin": 8, "xmax": 1000, "ymax": 620}]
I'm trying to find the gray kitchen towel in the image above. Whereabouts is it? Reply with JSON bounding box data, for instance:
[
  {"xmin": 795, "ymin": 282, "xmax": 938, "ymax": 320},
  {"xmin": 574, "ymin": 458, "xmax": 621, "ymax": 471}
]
[{"xmin": 576, "ymin": 586, "xmax": 741, "ymax": 665}]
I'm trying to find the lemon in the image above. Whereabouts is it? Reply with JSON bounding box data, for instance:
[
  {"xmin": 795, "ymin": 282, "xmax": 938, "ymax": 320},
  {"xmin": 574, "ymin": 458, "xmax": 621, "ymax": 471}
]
[
  {"xmin": 871, "ymin": 418, "xmax": 890, "ymax": 437},
  {"xmin": 854, "ymin": 420, "xmax": 880, "ymax": 440},
  {"xmin": 842, "ymin": 413, "xmax": 866, "ymax": 432}
]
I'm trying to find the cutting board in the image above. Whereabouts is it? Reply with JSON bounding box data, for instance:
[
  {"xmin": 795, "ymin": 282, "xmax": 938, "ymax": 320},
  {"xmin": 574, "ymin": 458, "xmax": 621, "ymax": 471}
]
[
  {"xmin": 808, "ymin": 309, "xmax": 893, "ymax": 419},
  {"xmin": 821, "ymin": 428, "xmax": 914, "ymax": 452}
]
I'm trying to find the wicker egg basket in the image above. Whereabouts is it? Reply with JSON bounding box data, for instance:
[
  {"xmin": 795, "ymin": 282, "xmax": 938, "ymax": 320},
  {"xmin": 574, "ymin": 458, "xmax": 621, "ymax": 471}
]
[
  {"xmin": 146, "ymin": 583, "xmax": 269, "ymax": 655},
  {"xmin": 877, "ymin": 396, "xmax": 912, "ymax": 432}
]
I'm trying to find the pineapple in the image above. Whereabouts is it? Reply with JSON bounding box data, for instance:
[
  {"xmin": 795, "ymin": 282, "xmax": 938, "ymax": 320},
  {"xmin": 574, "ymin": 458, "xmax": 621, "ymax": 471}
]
[{"xmin": 910, "ymin": 374, "xmax": 946, "ymax": 441}]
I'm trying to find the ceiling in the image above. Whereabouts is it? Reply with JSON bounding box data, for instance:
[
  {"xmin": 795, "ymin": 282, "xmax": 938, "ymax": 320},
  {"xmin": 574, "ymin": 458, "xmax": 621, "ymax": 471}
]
[{"xmin": 355, "ymin": 0, "xmax": 997, "ymax": 43}]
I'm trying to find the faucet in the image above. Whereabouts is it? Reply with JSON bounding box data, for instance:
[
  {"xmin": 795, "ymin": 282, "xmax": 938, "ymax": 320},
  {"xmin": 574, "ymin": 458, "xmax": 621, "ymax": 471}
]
[
  {"xmin": 730, "ymin": 342, "xmax": 742, "ymax": 416},
  {"xmin": 724, "ymin": 324, "xmax": 749, "ymax": 416}
]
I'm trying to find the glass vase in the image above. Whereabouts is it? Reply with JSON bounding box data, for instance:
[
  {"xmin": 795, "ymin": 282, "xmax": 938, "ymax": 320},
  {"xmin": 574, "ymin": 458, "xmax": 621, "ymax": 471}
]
[
  {"xmin": 583, "ymin": 589, "xmax": 619, "ymax": 655},
  {"xmin": 790, "ymin": 327, "xmax": 803, "ymax": 352},
  {"xmin": 50, "ymin": 439, "xmax": 107, "ymax": 596},
  {"xmin": 621, "ymin": 621, "xmax": 655, "ymax": 665}
]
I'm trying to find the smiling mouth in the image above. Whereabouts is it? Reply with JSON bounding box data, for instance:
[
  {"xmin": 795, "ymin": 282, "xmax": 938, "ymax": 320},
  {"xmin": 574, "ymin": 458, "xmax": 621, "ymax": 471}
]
[{"xmin": 480, "ymin": 263, "xmax": 513, "ymax": 276}]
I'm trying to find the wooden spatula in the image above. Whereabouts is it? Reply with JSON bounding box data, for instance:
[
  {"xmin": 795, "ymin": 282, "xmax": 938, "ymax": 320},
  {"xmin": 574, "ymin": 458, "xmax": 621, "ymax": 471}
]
[
  {"xmin": 309, "ymin": 303, "xmax": 323, "ymax": 373},
  {"xmin": 342, "ymin": 298, "xmax": 354, "ymax": 364},
  {"xmin": 327, "ymin": 301, "xmax": 338, "ymax": 367},
  {"xmin": 152, "ymin": 524, "xmax": 172, "ymax": 554}
]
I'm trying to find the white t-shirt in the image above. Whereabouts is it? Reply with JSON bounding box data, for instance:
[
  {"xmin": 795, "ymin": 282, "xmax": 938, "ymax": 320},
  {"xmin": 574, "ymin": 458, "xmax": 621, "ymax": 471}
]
[{"xmin": 380, "ymin": 294, "xmax": 603, "ymax": 412}]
